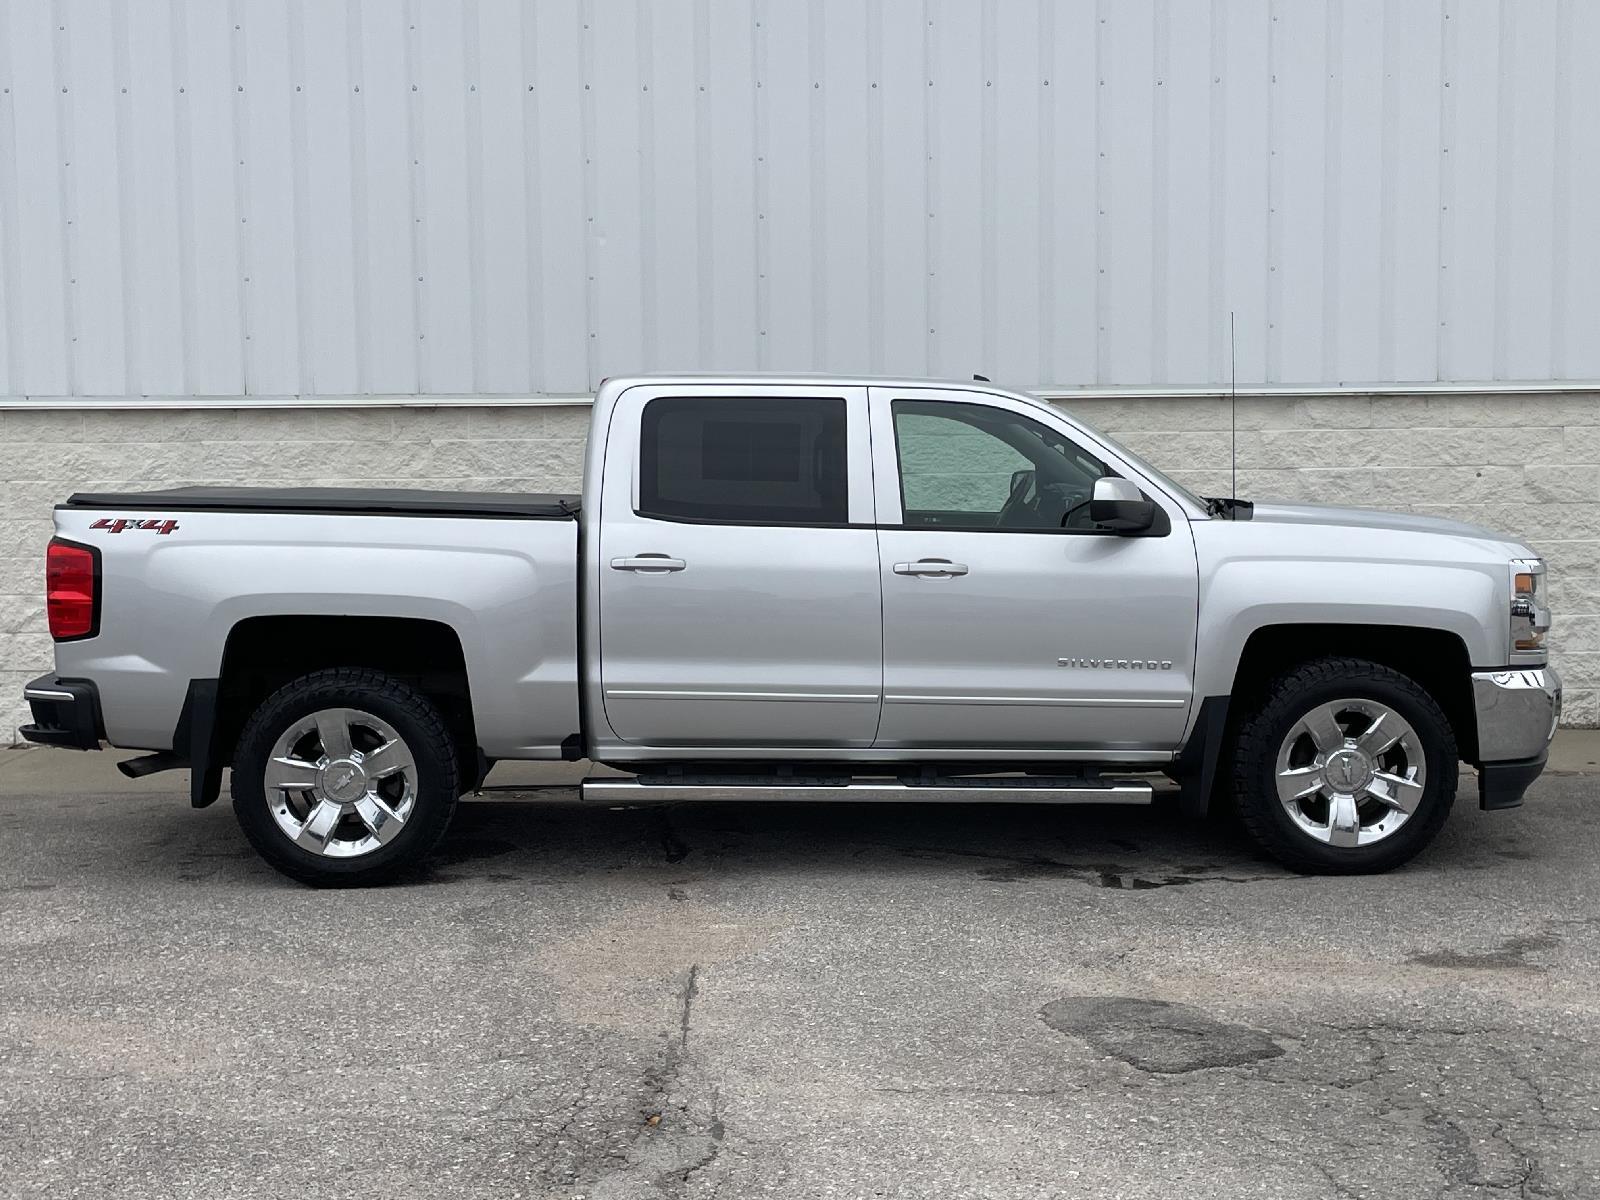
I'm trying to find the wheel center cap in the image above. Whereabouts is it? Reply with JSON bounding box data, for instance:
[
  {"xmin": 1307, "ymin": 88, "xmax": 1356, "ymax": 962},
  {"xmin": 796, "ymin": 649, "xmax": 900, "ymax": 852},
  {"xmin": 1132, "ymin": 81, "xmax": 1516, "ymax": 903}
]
[
  {"xmin": 1324, "ymin": 748, "xmax": 1373, "ymax": 794},
  {"xmin": 320, "ymin": 758, "xmax": 369, "ymax": 803}
]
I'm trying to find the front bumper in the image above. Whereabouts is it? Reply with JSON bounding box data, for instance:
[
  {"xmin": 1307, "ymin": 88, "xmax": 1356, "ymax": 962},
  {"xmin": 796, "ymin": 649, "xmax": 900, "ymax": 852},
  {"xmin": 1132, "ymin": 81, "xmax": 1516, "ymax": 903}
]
[
  {"xmin": 1471, "ymin": 666, "xmax": 1561, "ymax": 809},
  {"xmin": 19, "ymin": 673, "xmax": 104, "ymax": 750}
]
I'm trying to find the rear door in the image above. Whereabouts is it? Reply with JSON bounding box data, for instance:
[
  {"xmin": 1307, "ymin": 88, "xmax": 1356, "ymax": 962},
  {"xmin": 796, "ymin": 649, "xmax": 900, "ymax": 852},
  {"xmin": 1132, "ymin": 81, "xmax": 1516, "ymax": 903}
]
[
  {"xmin": 870, "ymin": 386, "xmax": 1199, "ymax": 754},
  {"xmin": 596, "ymin": 383, "xmax": 883, "ymax": 749}
]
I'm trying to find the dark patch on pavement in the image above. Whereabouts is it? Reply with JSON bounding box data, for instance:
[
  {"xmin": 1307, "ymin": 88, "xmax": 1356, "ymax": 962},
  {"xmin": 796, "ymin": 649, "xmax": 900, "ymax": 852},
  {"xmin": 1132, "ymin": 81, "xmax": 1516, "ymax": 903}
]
[
  {"xmin": 1040, "ymin": 996, "xmax": 1284, "ymax": 1073},
  {"xmin": 654, "ymin": 811, "xmax": 691, "ymax": 863},
  {"xmin": 1408, "ymin": 932, "xmax": 1558, "ymax": 970},
  {"xmin": 976, "ymin": 858, "xmax": 1285, "ymax": 888},
  {"xmin": 436, "ymin": 835, "xmax": 519, "ymax": 864}
]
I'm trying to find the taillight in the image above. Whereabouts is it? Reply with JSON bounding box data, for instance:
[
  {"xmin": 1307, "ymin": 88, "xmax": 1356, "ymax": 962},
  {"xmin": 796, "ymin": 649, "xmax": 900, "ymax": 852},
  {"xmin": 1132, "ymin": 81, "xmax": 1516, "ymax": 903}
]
[{"xmin": 46, "ymin": 538, "xmax": 99, "ymax": 640}]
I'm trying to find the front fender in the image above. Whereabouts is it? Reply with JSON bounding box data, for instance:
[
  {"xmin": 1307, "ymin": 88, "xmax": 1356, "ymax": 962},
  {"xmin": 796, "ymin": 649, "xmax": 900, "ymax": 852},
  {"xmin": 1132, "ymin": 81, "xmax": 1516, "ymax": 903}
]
[{"xmin": 1194, "ymin": 556, "xmax": 1504, "ymax": 701}]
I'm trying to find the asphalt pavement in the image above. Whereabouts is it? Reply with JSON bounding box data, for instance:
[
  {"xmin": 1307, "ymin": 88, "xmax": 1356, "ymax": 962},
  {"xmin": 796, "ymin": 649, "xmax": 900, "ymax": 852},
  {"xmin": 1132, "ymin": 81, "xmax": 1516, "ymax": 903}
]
[{"xmin": 1, "ymin": 745, "xmax": 1598, "ymax": 1199}]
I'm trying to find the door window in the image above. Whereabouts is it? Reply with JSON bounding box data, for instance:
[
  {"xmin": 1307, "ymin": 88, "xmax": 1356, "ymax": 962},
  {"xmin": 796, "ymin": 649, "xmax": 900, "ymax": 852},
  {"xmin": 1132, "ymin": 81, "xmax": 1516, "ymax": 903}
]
[
  {"xmin": 638, "ymin": 396, "xmax": 849, "ymax": 525},
  {"xmin": 892, "ymin": 399, "xmax": 1112, "ymax": 530}
]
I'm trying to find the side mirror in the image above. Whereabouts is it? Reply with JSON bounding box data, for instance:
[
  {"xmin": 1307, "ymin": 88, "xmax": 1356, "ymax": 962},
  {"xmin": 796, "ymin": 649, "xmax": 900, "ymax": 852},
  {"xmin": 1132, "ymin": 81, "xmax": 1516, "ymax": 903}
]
[
  {"xmin": 1089, "ymin": 476, "xmax": 1155, "ymax": 533},
  {"xmin": 1008, "ymin": 468, "xmax": 1035, "ymax": 498}
]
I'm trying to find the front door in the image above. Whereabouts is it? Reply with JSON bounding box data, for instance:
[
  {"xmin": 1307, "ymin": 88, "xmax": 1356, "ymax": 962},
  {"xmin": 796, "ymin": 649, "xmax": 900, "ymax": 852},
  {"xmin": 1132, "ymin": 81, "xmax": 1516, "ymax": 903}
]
[
  {"xmin": 596, "ymin": 383, "xmax": 883, "ymax": 749},
  {"xmin": 870, "ymin": 387, "xmax": 1199, "ymax": 754}
]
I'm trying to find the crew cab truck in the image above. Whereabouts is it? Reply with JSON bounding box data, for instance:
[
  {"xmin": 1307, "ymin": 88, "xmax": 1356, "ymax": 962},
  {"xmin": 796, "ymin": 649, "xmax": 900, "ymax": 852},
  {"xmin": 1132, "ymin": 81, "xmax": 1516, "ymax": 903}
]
[{"xmin": 21, "ymin": 376, "xmax": 1560, "ymax": 886}]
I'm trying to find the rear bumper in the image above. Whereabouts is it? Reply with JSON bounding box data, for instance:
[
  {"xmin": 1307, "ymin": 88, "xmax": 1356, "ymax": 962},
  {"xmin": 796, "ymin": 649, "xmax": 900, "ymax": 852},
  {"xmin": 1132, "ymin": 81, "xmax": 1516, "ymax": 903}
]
[
  {"xmin": 19, "ymin": 673, "xmax": 105, "ymax": 750},
  {"xmin": 1471, "ymin": 666, "xmax": 1561, "ymax": 809}
]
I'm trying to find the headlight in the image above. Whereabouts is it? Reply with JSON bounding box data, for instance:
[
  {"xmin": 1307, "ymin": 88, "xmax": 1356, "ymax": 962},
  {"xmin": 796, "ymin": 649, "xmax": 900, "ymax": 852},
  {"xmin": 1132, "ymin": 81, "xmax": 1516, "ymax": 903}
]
[{"xmin": 1510, "ymin": 558, "xmax": 1550, "ymax": 657}]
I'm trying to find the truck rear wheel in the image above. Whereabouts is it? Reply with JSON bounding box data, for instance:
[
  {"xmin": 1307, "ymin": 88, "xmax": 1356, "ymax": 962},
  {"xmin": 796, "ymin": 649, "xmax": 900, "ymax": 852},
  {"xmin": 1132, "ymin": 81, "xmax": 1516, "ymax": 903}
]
[
  {"xmin": 1232, "ymin": 656, "xmax": 1457, "ymax": 874},
  {"xmin": 230, "ymin": 668, "xmax": 459, "ymax": 887}
]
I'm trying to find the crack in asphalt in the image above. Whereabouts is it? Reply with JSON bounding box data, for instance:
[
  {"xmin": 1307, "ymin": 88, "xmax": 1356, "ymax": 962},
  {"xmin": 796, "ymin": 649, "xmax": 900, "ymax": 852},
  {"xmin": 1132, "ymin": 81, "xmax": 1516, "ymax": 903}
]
[{"xmin": 539, "ymin": 962, "xmax": 729, "ymax": 1199}]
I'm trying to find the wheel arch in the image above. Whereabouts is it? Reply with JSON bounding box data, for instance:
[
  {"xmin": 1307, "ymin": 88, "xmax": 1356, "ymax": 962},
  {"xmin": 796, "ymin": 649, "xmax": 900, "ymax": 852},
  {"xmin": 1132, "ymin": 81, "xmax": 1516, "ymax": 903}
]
[
  {"xmin": 1177, "ymin": 621, "xmax": 1478, "ymax": 819},
  {"xmin": 211, "ymin": 615, "xmax": 482, "ymax": 797},
  {"xmin": 1227, "ymin": 623, "xmax": 1477, "ymax": 764}
]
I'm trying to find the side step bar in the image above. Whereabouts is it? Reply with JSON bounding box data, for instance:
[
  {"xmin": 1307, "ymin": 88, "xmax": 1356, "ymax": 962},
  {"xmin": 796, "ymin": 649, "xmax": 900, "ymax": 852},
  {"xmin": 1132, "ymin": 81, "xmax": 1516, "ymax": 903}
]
[{"xmin": 580, "ymin": 774, "xmax": 1154, "ymax": 806}]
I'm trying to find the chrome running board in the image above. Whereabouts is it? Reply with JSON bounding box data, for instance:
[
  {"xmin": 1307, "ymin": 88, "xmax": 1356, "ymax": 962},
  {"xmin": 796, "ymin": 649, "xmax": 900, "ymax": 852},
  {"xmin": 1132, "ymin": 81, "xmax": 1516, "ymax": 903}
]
[{"xmin": 580, "ymin": 773, "xmax": 1154, "ymax": 806}]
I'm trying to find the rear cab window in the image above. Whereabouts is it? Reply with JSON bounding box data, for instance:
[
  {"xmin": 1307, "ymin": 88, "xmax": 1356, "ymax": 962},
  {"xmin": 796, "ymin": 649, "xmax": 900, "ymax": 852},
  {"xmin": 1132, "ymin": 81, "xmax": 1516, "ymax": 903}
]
[{"xmin": 638, "ymin": 396, "xmax": 849, "ymax": 526}]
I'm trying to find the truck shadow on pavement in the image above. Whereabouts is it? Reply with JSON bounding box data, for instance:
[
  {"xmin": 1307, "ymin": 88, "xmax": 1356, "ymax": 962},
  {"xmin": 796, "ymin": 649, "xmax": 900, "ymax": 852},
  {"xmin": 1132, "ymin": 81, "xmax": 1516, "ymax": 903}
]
[
  {"xmin": 399, "ymin": 788, "xmax": 1517, "ymax": 891},
  {"xmin": 102, "ymin": 781, "xmax": 1539, "ymax": 890},
  {"xmin": 416, "ymin": 792, "xmax": 1289, "ymax": 889}
]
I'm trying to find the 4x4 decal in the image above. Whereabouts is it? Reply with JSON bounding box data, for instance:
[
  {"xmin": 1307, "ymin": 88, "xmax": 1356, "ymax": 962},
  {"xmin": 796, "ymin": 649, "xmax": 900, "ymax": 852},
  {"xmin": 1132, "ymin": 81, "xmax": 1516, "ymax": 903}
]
[{"xmin": 90, "ymin": 517, "xmax": 180, "ymax": 535}]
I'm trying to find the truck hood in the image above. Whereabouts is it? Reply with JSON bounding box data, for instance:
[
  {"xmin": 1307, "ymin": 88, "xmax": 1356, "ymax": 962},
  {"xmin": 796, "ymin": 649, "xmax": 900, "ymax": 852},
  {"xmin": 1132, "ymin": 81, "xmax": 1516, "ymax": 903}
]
[{"xmin": 1244, "ymin": 502, "xmax": 1519, "ymax": 545}]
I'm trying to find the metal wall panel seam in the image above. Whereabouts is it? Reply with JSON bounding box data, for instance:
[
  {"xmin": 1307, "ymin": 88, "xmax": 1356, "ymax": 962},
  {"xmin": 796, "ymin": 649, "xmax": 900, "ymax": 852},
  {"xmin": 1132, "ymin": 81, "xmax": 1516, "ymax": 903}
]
[
  {"xmin": 1036, "ymin": 0, "xmax": 1055, "ymax": 386},
  {"xmin": 1377, "ymin": 0, "xmax": 1397, "ymax": 382},
  {"xmin": 520, "ymin": 3, "xmax": 544, "ymax": 395},
  {"xmin": 168, "ymin": 0, "xmax": 196, "ymax": 395},
  {"xmin": 287, "ymin": 0, "xmax": 313, "ymax": 394},
  {"xmin": 1435, "ymin": 0, "xmax": 1455, "ymax": 379},
  {"xmin": 1151, "ymin": 0, "xmax": 1170, "ymax": 384},
  {"xmin": 1093, "ymin": 0, "xmax": 1109, "ymax": 383},
  {"xmin": 694, "ymin": 0, "xmax": 713, "ymax": 370},
  {"xmin": 752, "ymin": 0, "xmax": 769, "ymax": 368},
  {"xmin": 228, "ymin": 1, "xmax": 249, "ymax": 393},
  {"xmin": 866, "ymin": 0, "xmax": 884, "ymax": 374},
  {"xmin": 52, "ymin": 0, "xmax": 78, "ymax": 395},
  {"xmin": 635, "ymin": 0, "xmax": 655, "ymax": 372},
  {"xmin": 1321, "ymin": 0, "xmax": 1343, "ymax": 382},
  {"xmin": 462, "ymin": 0, "xmax": 485, "ymax": 392},
  {"xmin": 922, "ymin": 0, "xmax": 938, "ymax": 375},
  {"xmin": 1491, "ymin": 0, "xmax": 1514, "ymax": 380},
  {"xmin": 402, "ymin": 0, "xmax": 427, "ymax": 393},
  {"xmin": 346, "ymin": 0, "xmax": 370, "ymax": 394},
  {"xmin": 112, "ymin": 0, "xmax": 141, "ymax": 395},
  {"xmin": 808, "ymin": 0, "xmax": 826, "ymax": 369},
  {"xmin": 578, "ymin": 0, "xmax": 599, "ymax": 387},
  {"xmin": 1549, "ymin": 0, "xmax": 1571, "ymax": 378},
  {"xmin": 980, "ymin": 0, "xmax": 997, "ymax": 379},
  {"xmin": 0, "ymin": 0, "xmax": 16, "ymax": 392},
  {"xmin": 1205, "ymin": 0, "xmax": 1225, "ymax": 383},
  {"xmin": 1265, "ymin": 0, "xmax": 1282, "ymax": 382}
]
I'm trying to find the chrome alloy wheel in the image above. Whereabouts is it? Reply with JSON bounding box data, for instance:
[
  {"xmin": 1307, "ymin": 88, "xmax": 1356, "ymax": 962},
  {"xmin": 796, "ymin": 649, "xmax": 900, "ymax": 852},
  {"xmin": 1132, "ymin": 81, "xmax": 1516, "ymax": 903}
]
[
  {"xmin": 263, "ymin": 708, "xmax": 417, "ymax": 858},
  {"xmin": 1274, "ymin": 698, "xmax": 1427, "ymax": 848}
]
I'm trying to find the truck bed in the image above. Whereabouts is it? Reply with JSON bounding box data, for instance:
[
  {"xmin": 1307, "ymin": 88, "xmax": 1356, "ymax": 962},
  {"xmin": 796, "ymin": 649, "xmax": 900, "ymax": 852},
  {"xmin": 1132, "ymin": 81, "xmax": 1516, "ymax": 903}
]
[{"xmin": 62, "ymin": 486, "xmax": 580, "ymax": 521}]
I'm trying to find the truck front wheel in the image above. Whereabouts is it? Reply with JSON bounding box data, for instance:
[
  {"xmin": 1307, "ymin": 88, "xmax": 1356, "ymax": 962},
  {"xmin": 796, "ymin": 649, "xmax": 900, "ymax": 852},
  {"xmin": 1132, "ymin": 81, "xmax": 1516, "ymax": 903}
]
[
  {"xmin": 231, "ymin": 668, "xmax": 460, "ymax": 887},
  {"xmin": 1232, "ymin": 656, "xmax": 1457, "ymax": 874}
]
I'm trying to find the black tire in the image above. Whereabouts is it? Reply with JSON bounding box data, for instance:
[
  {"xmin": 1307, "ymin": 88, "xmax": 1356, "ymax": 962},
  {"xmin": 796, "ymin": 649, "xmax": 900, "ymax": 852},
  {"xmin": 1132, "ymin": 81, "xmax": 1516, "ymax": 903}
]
[
  {"xmin": 1232, "ymin": 656, "xmax": 1458, "ymax": 874},
  {"xmin": 231, "ymin": 668, "xmax": 459, "ymax": 887}
]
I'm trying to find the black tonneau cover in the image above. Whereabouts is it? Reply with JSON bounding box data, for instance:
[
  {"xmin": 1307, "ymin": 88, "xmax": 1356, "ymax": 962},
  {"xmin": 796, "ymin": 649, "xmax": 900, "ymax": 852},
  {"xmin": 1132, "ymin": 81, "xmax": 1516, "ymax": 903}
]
[{"xmin": 63, "ymin": 486, "xmax": 580, "ymax": 521}]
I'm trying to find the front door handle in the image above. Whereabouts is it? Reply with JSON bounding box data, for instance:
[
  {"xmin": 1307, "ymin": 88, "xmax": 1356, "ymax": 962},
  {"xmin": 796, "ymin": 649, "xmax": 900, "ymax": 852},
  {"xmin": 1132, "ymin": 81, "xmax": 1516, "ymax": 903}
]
[
  {"xmin": 610, "ymin": 555, "xmax": 686, "ymax": 573},
  {"xmin": 893, "ymin": 558, "xmax": 969, "ymax": 577}
]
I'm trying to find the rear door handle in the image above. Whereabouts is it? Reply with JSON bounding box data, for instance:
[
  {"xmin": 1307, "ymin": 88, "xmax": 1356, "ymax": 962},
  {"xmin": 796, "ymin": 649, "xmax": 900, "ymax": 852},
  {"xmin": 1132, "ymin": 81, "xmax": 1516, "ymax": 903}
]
[
  {"xmin": 893, "ymin": 558, "xmax": 969, "ymax": 577},
  {"xmin": 610, "ymin": 555, "xmax": 686, "ymax": 573}
]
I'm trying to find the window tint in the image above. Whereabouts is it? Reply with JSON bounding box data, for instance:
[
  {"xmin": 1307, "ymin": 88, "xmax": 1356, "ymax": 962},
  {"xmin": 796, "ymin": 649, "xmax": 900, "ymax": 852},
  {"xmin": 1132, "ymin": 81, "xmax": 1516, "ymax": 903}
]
[
  {"xmin": 892, "ymin": 399, "xmax": 1112, "ymax": 531},
  {"xmin": 639, "ymin": 396, "xmax": 849, "ymax": 525}
]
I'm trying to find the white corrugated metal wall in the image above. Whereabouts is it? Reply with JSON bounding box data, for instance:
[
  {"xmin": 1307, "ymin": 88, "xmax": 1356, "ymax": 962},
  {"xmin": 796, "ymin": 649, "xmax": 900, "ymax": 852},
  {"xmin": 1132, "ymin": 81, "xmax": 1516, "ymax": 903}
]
[{"xmin": 0, "ymin": 0, "xmax": 1597, "ymax": 400}]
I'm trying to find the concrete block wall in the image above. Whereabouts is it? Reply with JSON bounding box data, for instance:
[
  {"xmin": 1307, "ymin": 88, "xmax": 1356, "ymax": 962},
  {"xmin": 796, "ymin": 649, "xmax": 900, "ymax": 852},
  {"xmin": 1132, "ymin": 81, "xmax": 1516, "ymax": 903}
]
[{"xmin": 3, "ymin": 393, "xmax": 1595, "ymax": 742}]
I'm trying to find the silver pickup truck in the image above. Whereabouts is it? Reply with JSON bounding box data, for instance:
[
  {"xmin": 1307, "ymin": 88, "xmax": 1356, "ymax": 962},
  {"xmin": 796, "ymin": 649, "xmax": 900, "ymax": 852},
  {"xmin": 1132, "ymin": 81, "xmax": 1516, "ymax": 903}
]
[{"xmin": 22, "ymin": 376, "xmax": 1560, "ymax": 885}]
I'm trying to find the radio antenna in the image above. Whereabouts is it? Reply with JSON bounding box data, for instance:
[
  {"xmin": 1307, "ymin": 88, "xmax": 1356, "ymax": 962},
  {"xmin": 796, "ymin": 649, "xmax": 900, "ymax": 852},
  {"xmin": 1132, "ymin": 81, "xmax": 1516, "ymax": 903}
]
[{"xmin": 1229, "ymin": 310, "xmax": 1238, "ymax": 502}]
